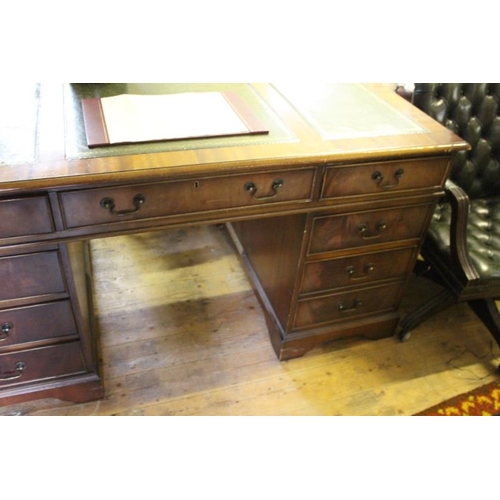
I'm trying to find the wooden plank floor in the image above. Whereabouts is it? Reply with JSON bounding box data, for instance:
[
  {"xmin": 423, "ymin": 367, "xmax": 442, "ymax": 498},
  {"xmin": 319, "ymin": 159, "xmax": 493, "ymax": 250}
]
[{"xmin": 2, "ymin": 224, "xmax": 500, "ymax": 416}]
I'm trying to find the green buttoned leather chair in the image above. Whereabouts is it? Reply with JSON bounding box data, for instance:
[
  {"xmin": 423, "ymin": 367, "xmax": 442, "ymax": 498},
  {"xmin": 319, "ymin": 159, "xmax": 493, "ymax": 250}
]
[{"xmin": 398, "ymin": 84, "xmax": 500, "ymax": 358}]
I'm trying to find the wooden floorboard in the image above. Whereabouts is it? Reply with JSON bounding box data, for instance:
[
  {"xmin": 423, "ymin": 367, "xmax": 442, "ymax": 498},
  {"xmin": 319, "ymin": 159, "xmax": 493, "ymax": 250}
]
[{"xmin": 2, "ymin": 224, "xmax": 499, "ymax": 416}]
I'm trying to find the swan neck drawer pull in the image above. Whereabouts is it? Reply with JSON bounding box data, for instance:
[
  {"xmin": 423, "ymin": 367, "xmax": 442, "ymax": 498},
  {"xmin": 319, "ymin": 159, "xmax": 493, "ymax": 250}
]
[
  {"xmin": 358, "ymin": 221, "xmax": 387, "ymax": 240},
  {"xmin": 0, "ymin": 362, "xmax": 26, "ymax": 381},
  {"xmin": 100, "ymin": 194, "xmax": 146, "ymax": 216},
  {"xmin": 0, "ymin": 322, "xmax": 13, "ymax": 341},
  {"xmin": 337, "ymin": 299, "xmax": 363, "ymax": 313},
  {"xmin": 372, "ymin": 168, "xmax": 404, "ymax": 189},
  {"xmin": 244, "ymin": 179, "xmax": 284, "ymax": 200},
  {"xmin": 346, "ymin": 264, "xmax": 375, "ymax": 281}
]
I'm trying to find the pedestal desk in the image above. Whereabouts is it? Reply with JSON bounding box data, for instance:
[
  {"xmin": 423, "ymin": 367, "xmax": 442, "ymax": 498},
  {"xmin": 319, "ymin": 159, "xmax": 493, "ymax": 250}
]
[{"xmin": 0, "ymin": 83, "xmax": 468, "ymax": 405}]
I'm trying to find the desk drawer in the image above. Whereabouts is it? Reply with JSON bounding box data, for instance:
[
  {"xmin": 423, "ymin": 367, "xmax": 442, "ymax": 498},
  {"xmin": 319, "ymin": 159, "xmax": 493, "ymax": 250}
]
[
  {"xmin": 0, "ymin": 251, "xmax": 66, "ymax": 302},
  {"xmin": 321, "ymin": 157, "xmax": 449, "ymax": 199},
  {"xmin": 308, "ymin": 204, "xmax": 433, "ymax": 255},
  {"xmin": 0, "ymin": 342, "xmax": 86, "ymax": 389},
  {"xmin": 59, "ymin": 168, "xmax": 316, "ymax": 228},
  {"xmin": 0, "ymin": 301, "xmax": 77, "ymax": 349},
  {"xmin": 294, "ymin": 282, "xmax": 403, "ymax": 329},
  {"xmin": 0, "ymin": 196, "xmax": 53, "ymax": 239},
  {"xmin": 301, "ymin": 247, "xmax": 416, "ymax": 294}
]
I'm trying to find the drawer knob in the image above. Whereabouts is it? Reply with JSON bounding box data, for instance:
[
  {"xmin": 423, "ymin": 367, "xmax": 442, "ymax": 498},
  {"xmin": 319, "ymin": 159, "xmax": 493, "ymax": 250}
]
[
  {"xmin": 0, "ymin": 322, "xmax": 13, "ymax": 341},
  {"xmin": 100, "ymin": 194, "xmax": 146, "ymax": 217},
  {"xmin": 244, "ymin": 179, "xmax": 284, "ymax": 200},
  {"xmin": 338, "ymin": 299, "xmax": 363, "ymax": 313},
  {"xmin": 358, "ymin": 221, "xmax": 387, "ymax": 240},
  {"xmin": 0, "ymin": 361, "xmax": 26, "ymax": 381},
  {"xmin": 372, "ymin": 168, "xmax": 404, "ymax": 189}
]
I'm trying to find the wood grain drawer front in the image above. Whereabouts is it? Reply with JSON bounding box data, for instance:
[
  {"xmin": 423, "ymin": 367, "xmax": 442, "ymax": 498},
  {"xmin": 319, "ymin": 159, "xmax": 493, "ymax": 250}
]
[
  {"xmin": 0, "ymin": 342, "xmax": 86, "ymax": 388},
  {"xmin": 0, "ymin": 251, "xmax": 66, "ymax": 302},
  {"xmin": 60, "ymin": 168, "xmax": 316, "ymax": 228},
  {"xmin": 322, "ymin": 157, "xmax": 449, "ymax": 199},
  {"xmin": 294, "ymin": 282, "xmax": 403, "ymax": 329},
  {"xmin": 0, "ymin": 301, "xmax": 76, "ymax": 348},
  {"xmin": 301, "ymin": 247, "xmax": 416, "ymax": 295},
  {"xmin": 308, "ymin": 204, "xmax": 433, "ymax": 255},
  {"xmin": 0, "ymin": 196, "xmax": 53, "ymax": 239}
]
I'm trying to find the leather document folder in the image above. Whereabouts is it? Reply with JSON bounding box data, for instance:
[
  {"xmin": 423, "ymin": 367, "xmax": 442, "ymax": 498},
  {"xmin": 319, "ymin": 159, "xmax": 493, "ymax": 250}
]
[{"xmin": 81, "ymin": 91, "xmax": 269, "ymax": 148}]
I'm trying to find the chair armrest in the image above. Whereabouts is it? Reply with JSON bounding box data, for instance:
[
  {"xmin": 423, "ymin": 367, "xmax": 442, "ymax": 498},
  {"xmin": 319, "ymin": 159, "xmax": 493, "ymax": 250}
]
[{"xmin": 444, "ymin": 179, "xmax": 481, "ymax": 281}]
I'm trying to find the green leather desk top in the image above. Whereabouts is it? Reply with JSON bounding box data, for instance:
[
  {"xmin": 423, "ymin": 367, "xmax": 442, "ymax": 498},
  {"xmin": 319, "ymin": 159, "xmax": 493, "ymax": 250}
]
[
  {"xmin": 0, "ymin": 83, "xmax": 468, "ymax": 191},
  {"xmin": 64, "ymin": 83, "xmax": 425, "ymax": 160},
  {"xmin": 274, "ymin": 83, "xmax": 425, "ymax": 140},
  {"xmin": 0, "ymin": 83, "xmax": 40, "ymax": 165},
  {"xmin": 0, "ymin": 82, "xmax": 430, "ymax": 165}
]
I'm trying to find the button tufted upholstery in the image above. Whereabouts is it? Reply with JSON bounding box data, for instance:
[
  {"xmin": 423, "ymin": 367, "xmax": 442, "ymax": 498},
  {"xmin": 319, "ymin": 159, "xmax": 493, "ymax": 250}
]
[
  {"xmin": 399, "ymin": 83, "xmax": 500, "ymax": 353},
  {"xmin": 430, "ymin": 197, "xmax": 500, "ymax": 278},
  {"xmin": 415, "ymin": 84, "xmax": 500, "ymax": 278},
  {"xmin": 413, "ymin": 83, "xmax": 500, "ymax": 199}
]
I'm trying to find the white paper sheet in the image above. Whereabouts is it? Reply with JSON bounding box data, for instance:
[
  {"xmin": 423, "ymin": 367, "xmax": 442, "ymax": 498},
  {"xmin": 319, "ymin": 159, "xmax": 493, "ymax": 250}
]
[{"xmin": 100, "ymin": 92, "xmax": 250, "ymax": 144}]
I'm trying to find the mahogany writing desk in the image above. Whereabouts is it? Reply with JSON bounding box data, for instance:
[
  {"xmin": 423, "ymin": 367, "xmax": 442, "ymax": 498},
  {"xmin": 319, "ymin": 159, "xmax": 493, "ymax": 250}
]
[{"xmin": 0, "ymin": 83, "xmax": 468, "ymax": 405}]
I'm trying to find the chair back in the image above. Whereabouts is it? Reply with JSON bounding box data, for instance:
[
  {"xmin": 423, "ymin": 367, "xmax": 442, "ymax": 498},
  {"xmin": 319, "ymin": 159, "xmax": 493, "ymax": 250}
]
[{"xmin": 412, "ymin": 83, "xmax": 500, "ymax": 199}]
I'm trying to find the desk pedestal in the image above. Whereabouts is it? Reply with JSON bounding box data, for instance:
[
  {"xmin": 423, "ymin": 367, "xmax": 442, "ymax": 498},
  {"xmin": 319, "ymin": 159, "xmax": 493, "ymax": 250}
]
[
  {"xmin": 0, "ymin": 241, "xmax": 103, "ymax": 406},
  {"xmin": 228, "ymin": 195, "xmax": 432, "ymax": 360}
]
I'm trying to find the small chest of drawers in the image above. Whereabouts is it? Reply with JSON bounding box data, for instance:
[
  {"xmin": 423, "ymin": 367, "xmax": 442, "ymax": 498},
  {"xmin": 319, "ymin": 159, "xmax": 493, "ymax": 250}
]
[
  {"xmin": 229, "ymin": 155, "xmax": 451, "ymax": 359},
  {"xmin": 0, "ymin": 241, "xmax": 94, "ymax": 399},
  {"xmin": 292, "ymin": 202, "xmax": 433, "ymax": 334},
  {"xmin": 286, "ymin": 159, "xmax": 444, "ymax": 349}
]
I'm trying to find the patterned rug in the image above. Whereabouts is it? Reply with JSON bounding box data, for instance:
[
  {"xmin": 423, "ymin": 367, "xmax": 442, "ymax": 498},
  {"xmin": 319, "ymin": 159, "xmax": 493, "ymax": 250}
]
[{"xmin": 416, "ymin": 380, "xmax": 500, "ymax": 416}]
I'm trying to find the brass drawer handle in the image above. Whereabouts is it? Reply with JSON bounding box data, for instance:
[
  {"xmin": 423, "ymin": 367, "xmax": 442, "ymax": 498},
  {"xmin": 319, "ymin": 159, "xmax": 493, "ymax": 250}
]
[
  {"xmin": 347, "ymin": 264, "xmax": 374, "ymax": 281},
  {"xmin": 338, "ymin": 299, "xmax": 363, "ymax": 313},
  {"xmin": 372, "ymin": 168, "xmax": 404, "ymax": 189},
  {"xmin": 100, "ymin": 194, "xmax": 146, "ymax": 216},
  {"xmin": 0, "ymin": 362, "xmax": 26, "ymax": 381},
  {"xmin": 0, "ymin": 322, "xmax": 13, "ymax": 341},
  {"xmin": 244, "ymin": 179, "xmax": 284, "ymax": 200},
  {"xmin": 358, "ymin": 221, "xmax": 387, "ymax": 240}
]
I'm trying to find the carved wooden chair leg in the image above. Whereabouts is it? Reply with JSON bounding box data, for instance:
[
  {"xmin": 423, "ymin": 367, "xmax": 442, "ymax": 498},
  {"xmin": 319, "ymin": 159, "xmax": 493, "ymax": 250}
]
[
  {"xmin": 398, "ymin": 288, "xmax": 457, "ymax": 342},
  {"xmin": 468, "ymin": 298, "xmax": 500, "ymax": 348}
]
